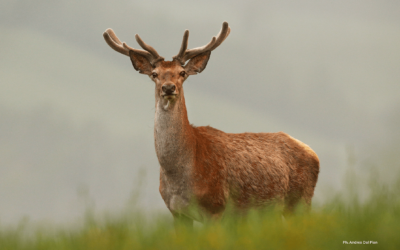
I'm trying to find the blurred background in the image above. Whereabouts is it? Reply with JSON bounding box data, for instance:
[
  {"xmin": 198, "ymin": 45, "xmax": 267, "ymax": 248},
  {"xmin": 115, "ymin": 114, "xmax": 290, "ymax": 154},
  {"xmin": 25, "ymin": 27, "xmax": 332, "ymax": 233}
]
[{"xmin": 0, "ymin": 0, "xmax": 399, "ymax": 225}]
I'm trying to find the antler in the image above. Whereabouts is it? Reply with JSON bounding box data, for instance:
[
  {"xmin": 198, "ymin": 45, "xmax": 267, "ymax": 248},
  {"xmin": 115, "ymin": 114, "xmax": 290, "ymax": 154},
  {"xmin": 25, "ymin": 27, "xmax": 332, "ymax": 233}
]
[
  {"xmin": 103, "ymin": 28, "xmax": 164, "ymax": 65},
  {"xmin": 173, "ymin": 22, "xmax": 231, "ymax": 65}
]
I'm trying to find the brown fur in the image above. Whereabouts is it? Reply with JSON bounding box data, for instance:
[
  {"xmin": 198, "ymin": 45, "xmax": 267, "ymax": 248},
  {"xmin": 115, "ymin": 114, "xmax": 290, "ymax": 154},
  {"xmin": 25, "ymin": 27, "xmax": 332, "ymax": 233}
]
[{"xmin": 190, "ymin": 126, "xmax": 319, "ymax": 217}]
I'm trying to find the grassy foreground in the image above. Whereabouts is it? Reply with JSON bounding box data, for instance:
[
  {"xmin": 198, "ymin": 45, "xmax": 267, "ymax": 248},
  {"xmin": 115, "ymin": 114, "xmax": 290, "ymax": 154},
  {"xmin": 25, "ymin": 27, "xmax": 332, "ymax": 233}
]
[{"xmin": 1, "ymin": 176, "xmax": 399, "ymax": 250}]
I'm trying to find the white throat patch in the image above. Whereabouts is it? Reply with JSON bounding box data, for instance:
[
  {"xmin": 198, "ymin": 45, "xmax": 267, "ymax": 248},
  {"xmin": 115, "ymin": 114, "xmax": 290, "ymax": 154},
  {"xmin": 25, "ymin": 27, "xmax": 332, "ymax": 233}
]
[{"xmin": 163, "ymin": 100, "xmax": 170, "ymax": 110}]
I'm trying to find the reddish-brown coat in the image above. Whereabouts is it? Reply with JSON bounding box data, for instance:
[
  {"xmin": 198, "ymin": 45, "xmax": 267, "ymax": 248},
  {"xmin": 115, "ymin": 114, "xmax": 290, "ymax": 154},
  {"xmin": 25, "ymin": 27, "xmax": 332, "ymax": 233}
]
[{"xmin": 190, "ymin": 126, "xmax": 319, "ymax": 215}]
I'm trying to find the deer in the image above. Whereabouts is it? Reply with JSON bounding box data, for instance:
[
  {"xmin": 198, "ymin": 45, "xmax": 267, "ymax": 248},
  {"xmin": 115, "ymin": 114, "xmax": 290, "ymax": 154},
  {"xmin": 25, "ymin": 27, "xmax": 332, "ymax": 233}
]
[{"xmin": 103, "ymin": 22, "xmax": 319, "ymax": 229}]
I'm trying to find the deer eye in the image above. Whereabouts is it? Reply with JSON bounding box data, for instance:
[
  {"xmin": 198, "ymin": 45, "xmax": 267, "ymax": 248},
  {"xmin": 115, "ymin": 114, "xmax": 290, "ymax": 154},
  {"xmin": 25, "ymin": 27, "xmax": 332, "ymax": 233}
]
[
  {"xmin": 180, "ymin": 71, "xmax": 186, "ymax": 77},
  {"xmin": 152, "ymin": 72, "xmax": 158, "ymax": 78}
]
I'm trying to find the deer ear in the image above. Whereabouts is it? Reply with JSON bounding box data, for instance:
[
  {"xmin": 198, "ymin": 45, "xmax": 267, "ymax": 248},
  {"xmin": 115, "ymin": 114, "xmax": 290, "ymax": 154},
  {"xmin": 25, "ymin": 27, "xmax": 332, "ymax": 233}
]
[
  {"xmin": 129, "ymin": 50, "xmax": 153, "ymax": 75},
  {"xmin": 184, "ymin": 51, "xmax": 211, "ymax": 75}
]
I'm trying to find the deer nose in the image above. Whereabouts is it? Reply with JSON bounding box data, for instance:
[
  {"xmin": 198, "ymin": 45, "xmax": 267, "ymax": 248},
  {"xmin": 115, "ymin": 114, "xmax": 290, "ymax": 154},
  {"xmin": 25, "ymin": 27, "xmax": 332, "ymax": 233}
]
[{"xmin": 162, "ymin": 84, "xmax": 176, "ymax": 95}]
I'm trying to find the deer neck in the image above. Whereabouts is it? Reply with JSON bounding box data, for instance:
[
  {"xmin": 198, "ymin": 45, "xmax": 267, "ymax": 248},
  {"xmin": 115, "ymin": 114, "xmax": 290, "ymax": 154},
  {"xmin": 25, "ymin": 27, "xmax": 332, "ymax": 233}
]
[{"xmin": 154, "ymin": 89, "xmax": 195, "ymax": 172}]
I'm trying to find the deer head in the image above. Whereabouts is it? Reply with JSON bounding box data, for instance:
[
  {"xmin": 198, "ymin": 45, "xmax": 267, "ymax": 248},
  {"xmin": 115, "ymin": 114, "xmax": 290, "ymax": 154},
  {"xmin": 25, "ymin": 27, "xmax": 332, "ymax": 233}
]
[{"xmin": 103, "ymin": 22, "xmax": 230, "ymax": 110}]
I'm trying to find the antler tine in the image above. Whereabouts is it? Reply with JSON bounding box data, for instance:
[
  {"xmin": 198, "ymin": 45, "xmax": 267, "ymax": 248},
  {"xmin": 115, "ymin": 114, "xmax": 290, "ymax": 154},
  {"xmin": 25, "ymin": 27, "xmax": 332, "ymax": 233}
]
[
  {"xmin": 103, "ymin": 29, "xmax": 130, "ymax": 56},
  {"xmin": 173, "ymin": 30, "xmax": 189, "ymax": 65},
  {"xmin": 208, "ymin": 23, "xmax": 230, "ymax": 51},
  {"xmin": 174, "ymin": 22, "xmax": 231, "ymax": 64},
  {"xmin": 181, "ymin": 37, "xmax": 216, "ymax": 62},
  {"xmin": 135, "ymin": 34, "xmax": 164, "ymax": 63},
  {"xmin": 103, "ymin": 29, "xmax": 146, "ymax": 57},
  {"xmin": 103, "ymin": 29, "xmax": 164, "ymax": 65}
]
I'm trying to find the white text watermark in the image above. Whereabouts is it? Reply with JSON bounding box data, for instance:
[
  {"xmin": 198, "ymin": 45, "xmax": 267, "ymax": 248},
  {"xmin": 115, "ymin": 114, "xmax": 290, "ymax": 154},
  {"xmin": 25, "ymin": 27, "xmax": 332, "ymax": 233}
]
[{"xmin": 343, "ymin": 241, "xmax": 378, "ymax": 244}]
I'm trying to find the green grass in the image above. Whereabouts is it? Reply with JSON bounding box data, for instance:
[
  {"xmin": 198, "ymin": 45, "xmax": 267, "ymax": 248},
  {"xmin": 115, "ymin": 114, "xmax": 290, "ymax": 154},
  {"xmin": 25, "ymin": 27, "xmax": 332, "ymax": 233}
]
[{"xmin": 1, "ymin": 175, "xmax": 399, "ymax": 250}]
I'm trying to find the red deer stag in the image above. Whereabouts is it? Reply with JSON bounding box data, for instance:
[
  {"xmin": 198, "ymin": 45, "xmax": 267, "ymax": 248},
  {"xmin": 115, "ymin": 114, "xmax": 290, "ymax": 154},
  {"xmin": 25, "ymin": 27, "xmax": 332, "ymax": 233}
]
[{"xmin": 103, "ymin": 22, "xmax": 319, "ymax": 227}]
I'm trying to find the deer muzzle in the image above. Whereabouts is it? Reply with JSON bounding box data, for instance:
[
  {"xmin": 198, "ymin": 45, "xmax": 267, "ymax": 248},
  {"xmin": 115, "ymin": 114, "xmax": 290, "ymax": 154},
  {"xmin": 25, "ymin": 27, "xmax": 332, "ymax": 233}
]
[{"xmin": 162, "ymin": 84, "xmax": 177, "ymax": 99}]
